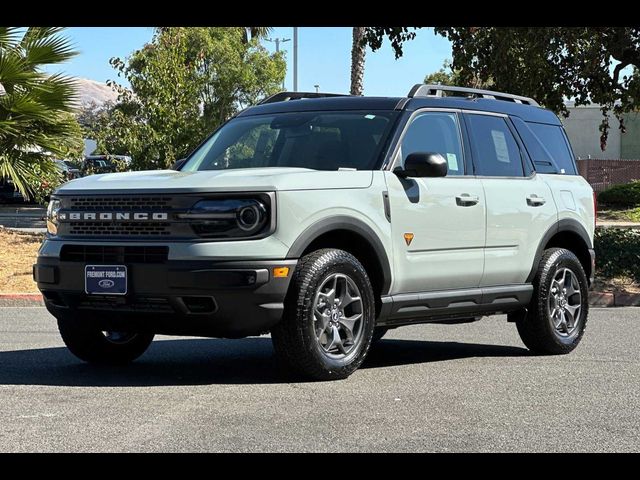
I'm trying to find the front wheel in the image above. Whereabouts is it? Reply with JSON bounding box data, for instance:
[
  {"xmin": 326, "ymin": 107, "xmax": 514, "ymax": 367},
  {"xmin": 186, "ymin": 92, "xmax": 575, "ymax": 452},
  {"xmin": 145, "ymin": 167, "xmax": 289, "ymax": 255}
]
[
  {"xmin": 57, "ymin": 317, "xmax": 154, "ymax": 365},
  {"xmin": 515, "ymin": 248, "xmax": 589, "ymax": 355},
  {"xmin": 372, "ymin": 327, "xmax": 389, "ymax": 343},
  {"xmin": 271, "ymin": 249, "xmax": 376, "ymax": 381}
]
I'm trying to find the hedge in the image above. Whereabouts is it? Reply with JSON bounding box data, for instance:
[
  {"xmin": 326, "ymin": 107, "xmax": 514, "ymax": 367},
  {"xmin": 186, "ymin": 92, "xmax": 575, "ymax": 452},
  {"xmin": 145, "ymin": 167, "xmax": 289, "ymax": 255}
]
[
  {"xmin": 594, "ymin": 228, "xmax": 640, "ymax": 281},
  {"xmin": 598, "ymin": 181, "xmax": 640, "ymax": 206}
]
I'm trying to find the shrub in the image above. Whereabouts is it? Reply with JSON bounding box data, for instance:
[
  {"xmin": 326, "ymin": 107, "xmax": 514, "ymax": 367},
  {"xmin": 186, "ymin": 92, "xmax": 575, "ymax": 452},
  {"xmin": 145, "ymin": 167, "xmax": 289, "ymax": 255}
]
[
  {"xmin": 594, "ymin": 227, "xmax": 640, "ymax": 281},
  {"xmin": 598, "ymin": 181, "xmax": 640, "ymax": 206}
]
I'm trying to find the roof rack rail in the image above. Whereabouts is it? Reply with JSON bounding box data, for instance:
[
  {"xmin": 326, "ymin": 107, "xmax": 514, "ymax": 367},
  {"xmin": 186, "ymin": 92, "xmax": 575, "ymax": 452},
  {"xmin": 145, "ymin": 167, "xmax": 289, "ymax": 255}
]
[
  {"xmin": 259, "ymin": 91, "xmax": 350, "ymax": 105},
  {"xmin": 408, "ymin": 84, "xmax": 539, "ymax": 107}
]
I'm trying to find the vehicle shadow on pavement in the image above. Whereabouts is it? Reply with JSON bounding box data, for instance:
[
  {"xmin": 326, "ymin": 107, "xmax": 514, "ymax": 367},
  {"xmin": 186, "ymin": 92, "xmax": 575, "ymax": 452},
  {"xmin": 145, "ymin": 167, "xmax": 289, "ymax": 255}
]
[
  {"xmin": 0, "ymin": 337, "xmax": 528, "ymax": 387},
  {"xmin": 364, "ymin": 339, "xmax": 529, "ymax": 369}
]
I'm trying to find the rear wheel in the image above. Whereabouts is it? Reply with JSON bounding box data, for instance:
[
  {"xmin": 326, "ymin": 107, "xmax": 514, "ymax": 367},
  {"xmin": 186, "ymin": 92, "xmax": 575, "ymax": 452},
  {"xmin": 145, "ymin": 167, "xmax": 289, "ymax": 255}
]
[
  {"xmin": 515, "ymin": 248, "xmax": 589, "ymax": 355},
  {"xmin": 271, "ymin": 248, "xmax": 376, "ymax": 381},
  {"xmin": 57, "ymin": 316, "xmax": 154, "ymax": 365}
]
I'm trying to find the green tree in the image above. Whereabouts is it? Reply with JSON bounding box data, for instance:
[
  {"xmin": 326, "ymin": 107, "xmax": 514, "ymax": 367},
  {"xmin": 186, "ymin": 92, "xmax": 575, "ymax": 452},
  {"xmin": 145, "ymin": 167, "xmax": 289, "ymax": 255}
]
[
  {"xmin": 424, "ymin": 59, "xmax": 492, "ymax": 89},
  {"xmin": 93, "ymin": 27, "xmax": 285, "ymax": 170},
  {"xmin": 364, "ymin": 27, "xmax": 640, "ymax": 148},
  {"xmin": 350, "ymin": 27, "xmax": 367, "ymax": 95},
  {"xmin": 0, "ymin": 27, "xmax": 83, "ymax": 199}
]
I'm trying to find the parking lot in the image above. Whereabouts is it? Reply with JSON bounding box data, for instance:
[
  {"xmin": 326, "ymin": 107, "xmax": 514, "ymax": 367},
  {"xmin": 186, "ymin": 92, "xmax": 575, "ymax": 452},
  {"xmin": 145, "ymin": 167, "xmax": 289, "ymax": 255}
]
[{"xmin": 0, "ymin": 306, "xmax": 638, "ymax": 452}]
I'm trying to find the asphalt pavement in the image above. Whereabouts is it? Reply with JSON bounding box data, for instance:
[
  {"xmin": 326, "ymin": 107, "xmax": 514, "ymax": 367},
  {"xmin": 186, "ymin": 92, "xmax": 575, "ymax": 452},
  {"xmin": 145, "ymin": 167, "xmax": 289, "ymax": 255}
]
[{"xmin": 0, "ymin": 307, "xmax": 638, "ymax": 452}]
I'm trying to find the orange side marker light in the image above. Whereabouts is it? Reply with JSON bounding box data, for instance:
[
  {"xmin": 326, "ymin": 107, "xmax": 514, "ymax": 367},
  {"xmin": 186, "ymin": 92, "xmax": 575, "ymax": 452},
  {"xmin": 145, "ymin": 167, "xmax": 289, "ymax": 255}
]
[{"xmin": 273, "ymin": 267, "xmax": 290, "ymax": 278}]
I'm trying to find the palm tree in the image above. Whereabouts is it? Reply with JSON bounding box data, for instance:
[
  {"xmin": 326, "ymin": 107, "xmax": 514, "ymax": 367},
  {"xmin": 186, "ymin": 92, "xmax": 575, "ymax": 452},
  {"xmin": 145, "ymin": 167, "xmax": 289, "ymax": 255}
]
[
  {"xmin": 350, "ymin": 27, "xmax": 366, "ymax": 95},
  {"xmin": 0, "ymin": 27, "xmax": 81, "ymax": 199},
  {"xmin": 242, "ymin": 27, "xmax": 273, "ymax": 44}
]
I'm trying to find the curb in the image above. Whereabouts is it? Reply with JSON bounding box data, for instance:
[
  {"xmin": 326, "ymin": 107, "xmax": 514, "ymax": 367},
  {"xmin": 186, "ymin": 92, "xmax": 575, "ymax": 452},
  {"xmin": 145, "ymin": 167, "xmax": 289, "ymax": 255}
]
[
  {"xmin": 589, "ymin": 291, "xmax": 640, "ymax": 307},
  {"xmin": 0, "ymin": 293, "xmax": 43, "ymax": 301},
  {"xmin": 0, "ymin": 293, "xmax": 43, "ymax": 307}
]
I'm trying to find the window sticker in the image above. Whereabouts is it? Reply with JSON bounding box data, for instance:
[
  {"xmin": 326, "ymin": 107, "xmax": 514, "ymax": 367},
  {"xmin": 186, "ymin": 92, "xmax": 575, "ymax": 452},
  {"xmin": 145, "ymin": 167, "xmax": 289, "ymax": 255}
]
[
  {"xmin": 446, "ymin": 153, "xmax": 459, "ymax": 171},
  {"xmin": 491, "ymin": 130, "xmax": 510, "ymax": 163}
]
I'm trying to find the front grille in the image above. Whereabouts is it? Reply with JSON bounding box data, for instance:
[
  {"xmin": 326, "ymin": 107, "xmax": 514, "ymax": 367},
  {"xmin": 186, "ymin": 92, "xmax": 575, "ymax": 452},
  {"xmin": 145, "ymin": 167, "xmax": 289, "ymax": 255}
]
[
  {"xmin": 60, "ymin": 245, "xmax": 169, "ymax": 263},
  {"xmin": 68, "ymin": 221, "xmax": 171, "ymax": 236},
  {"xmin": 68, "ymin": 196, "xmax": 172, "ymax": 211},
  {"xmin": 58, "ymin": 194, "xmax": 197, "ymax": 239}
]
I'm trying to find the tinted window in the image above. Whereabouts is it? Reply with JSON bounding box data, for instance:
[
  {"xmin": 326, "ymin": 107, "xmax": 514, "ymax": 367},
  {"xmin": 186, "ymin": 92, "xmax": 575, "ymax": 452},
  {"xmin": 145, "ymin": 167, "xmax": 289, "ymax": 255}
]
[
  {"xmin": 527, "ymin": 122, "xmax": 577, "ymax": 175},
  {"xmin": 511, "ymin": 117, "xmax": 558, "ymax": 174},
  {"xmin": 183, "ymin": 111, "xmax": 398, "ymax": 172},
  {"xmin": 400, "ymin": 112, "xmax": 465, "ymax": 176},
  {"xmin": 467, "ymin": 115, "xmax": 524, "ymax": 177}
]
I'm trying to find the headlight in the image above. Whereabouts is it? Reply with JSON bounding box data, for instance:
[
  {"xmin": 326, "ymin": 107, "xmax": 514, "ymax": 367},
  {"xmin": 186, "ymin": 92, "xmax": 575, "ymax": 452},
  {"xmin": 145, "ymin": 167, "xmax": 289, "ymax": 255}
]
[
  {"xmin": 178, "ymin": 198, "xmax": 270, "ymax": 238},
  {"xmin": 46, "ymin": 198, "xmax": 61, "ymax": 235}
]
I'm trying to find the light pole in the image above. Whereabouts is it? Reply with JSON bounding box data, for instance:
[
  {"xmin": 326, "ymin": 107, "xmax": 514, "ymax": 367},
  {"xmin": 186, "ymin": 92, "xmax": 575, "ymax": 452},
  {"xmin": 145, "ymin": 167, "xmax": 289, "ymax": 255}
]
[
  {"xmin": 293, "ymin": 27, "xmax": 298, "ymax": 92},
  {"xmin": 314, "ymin": 85, "xmax": 320, "ymax": 93},
  {"xmin": 265, "ymin": 37, "xmax": 291, "ymax": 90}
]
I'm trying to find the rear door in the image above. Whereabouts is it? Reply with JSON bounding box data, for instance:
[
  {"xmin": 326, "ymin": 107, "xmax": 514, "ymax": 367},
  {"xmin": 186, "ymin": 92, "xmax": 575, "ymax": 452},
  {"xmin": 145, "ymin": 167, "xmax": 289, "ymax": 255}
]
[
  {"xmin": 464, "ymin": 112, "xmax": 557, "ymax": 286},
  {"xmin": 384, "ymin": 110, "xmax": 486, "ymax": 294}
]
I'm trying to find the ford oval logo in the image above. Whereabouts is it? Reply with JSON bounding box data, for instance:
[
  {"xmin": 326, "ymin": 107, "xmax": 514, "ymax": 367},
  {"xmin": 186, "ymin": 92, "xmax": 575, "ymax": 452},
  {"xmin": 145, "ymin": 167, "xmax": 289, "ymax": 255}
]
[{"xmin": 98, "ymin": 279, "xmax": 115, "ymax": 288}]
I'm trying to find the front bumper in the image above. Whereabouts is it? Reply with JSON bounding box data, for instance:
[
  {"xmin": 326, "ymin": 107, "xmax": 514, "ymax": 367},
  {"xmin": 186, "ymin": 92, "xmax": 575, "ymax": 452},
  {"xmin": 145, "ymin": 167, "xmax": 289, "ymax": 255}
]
[{"xmin": 34, "ymin": 256, "xmax": 297, "ymax": 338}]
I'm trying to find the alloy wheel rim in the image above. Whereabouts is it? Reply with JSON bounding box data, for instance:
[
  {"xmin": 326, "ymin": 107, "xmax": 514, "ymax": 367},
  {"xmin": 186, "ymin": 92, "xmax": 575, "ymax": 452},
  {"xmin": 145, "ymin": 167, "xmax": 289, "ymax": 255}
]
[
  {"xmin": 312, "ymin": 273, "xmax": 365, "ymax": 359},
  {"xmin": 548, "ymin": 267, "xmax": 582, "ymax": 337}
]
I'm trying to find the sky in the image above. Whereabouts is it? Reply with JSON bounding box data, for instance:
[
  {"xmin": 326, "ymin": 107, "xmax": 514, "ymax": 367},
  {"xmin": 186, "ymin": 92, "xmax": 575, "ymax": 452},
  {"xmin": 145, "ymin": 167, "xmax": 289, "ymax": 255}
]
[{"xmin": 47, "ymin": 27, "xmax": 453, "ymax": 97}]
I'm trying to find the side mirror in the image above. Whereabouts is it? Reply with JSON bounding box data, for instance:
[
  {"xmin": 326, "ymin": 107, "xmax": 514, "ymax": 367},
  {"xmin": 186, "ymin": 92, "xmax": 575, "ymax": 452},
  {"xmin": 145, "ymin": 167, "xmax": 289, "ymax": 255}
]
[
  {"xmin": 172, "ymin": 158, "xmax": 186, "ymax": 170},
  {"xmin": 394, "ymin": 152, "xmax": 448, "ymax": 178}
]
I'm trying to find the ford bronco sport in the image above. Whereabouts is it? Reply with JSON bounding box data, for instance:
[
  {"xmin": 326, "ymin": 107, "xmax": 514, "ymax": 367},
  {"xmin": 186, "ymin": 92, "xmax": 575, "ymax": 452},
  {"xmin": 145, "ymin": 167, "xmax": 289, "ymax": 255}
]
[{"xmin": 35, "ymin": 85, "xmax": 595, "ymax": 380}]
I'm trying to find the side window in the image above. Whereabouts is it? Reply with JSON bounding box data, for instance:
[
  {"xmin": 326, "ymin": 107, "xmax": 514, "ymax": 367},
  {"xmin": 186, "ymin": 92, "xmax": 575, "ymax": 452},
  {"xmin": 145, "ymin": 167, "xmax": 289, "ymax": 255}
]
[
  {"xmin": 511, "ymin": 116, "xmax": 559, "ymax": 174},
  {"xmin": 400, "ymin": 112, "xmax": 465, "ymax": 176},
  {"xmin": 467, "ymin": 114, "xmax": 525, "ymax": 177},
  {"xmin": 526, "ymin": 122, "xmax": 577, "ymax": 175}
]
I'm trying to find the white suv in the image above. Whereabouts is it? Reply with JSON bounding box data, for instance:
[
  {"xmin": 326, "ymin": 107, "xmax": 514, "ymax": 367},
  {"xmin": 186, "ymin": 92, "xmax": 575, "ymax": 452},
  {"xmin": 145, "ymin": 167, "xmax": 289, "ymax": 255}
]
[{"xmin": 35, "ymin": 85, "xmax": 595, "ymax": 380}]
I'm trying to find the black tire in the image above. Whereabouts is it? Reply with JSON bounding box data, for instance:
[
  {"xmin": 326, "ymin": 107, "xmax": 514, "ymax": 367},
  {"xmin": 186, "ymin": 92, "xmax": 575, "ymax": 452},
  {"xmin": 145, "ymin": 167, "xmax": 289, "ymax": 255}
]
[
  {"xmin": 515, "ymin": 248, "xmax": 589, "ymax": 355},
  {"xmin": 271, "ymin": 248, "xmax": 376, "ymax": 381},
  {"xmin": 57, "ymin": 317, "xmax": 154, "ymax": 365},
  {"xmin": 372, "ymin": 327, "xmax": 388, "ymax": 343}
]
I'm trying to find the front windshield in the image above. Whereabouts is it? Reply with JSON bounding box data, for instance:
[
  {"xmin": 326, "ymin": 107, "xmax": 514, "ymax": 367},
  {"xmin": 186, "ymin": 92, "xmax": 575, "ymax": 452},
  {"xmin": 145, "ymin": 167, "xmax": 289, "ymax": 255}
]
[{"xmin": 182, "ymin": 111, "xmax": 398, "ymax": 172}]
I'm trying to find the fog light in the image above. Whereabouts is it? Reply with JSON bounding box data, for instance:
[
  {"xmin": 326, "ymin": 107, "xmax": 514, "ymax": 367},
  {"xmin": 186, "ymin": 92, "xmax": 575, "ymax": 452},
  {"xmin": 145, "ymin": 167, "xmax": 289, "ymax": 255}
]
[{"xmin": 273, "ymin": 267, "xmax": 290, "ymax": 278}]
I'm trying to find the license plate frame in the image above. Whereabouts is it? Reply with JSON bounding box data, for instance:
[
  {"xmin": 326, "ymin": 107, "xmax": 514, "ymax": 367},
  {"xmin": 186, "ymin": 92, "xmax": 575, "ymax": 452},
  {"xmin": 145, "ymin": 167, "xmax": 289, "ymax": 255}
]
[{"xmin": 85, "ymin": 265, "xmax": 127, "ymax": 296}]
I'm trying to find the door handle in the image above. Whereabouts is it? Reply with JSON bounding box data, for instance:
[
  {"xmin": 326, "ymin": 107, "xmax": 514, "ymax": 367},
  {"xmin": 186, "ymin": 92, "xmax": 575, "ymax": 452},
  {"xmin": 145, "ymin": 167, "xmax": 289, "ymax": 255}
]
[
  {"xmin": 456, "ymin": 193, "xmax": 480, "ymax": 206},
  {"xmin": 526, "ymin": 194, "xmax": 546, "ymax": 207}
]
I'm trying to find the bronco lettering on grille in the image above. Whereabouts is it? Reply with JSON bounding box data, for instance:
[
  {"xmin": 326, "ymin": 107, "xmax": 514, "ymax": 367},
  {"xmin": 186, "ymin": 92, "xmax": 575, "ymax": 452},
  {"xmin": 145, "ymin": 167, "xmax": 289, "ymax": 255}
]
[{"xmin": 62, "ymin": 212, "xmax": 169, "ymax": 221}]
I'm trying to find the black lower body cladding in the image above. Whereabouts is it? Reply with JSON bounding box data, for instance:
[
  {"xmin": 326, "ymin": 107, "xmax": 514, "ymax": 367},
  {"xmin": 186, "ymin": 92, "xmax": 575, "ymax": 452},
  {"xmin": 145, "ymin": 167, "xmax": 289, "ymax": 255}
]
[{"xmin": 35, "ymin": 256, "xmax": 297, "ymax": 338}]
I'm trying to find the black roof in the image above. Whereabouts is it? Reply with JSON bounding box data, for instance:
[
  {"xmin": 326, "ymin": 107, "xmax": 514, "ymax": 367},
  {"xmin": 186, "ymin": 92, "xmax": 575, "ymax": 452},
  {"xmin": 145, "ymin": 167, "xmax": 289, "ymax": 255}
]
[
  {"xmin": 238, "ymin": 96, "xmax": 404, "ymax": 116},
  {"xmin": 238, "ymin": 94, "xmax": 561, "ymax": 125}
]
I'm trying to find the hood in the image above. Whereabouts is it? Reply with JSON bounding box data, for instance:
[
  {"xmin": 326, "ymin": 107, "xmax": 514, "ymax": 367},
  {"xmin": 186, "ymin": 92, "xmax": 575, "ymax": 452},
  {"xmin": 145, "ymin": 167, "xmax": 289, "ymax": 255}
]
[{"xmin": 56, "ymin": 167, "xmax": 374, "ymax": 194}]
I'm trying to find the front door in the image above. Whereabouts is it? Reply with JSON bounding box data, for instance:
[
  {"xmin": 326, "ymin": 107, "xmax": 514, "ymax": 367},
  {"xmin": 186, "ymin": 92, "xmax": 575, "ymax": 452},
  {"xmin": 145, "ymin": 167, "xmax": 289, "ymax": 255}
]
[{"xmin": 385, "ymin": 110, "xmax": 486, "ymax": 294}]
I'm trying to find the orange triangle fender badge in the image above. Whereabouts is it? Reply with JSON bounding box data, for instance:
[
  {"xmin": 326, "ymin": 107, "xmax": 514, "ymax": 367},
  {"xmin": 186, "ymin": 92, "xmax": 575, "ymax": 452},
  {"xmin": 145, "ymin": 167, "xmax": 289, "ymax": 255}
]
[{"xmin": 404, "ymin": 233, "xmax": 414, "ymax": 246}]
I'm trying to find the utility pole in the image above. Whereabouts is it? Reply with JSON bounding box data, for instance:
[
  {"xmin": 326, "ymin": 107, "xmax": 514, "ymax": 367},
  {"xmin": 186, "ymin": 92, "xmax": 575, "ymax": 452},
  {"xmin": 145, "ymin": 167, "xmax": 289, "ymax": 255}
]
[
  {"xmin": 293, "ymin": 27, "xmax": 298, "ymax": 92},
  {"xmin": 266, "ymin": 37, "xmax": 290, "ymax": 90}
]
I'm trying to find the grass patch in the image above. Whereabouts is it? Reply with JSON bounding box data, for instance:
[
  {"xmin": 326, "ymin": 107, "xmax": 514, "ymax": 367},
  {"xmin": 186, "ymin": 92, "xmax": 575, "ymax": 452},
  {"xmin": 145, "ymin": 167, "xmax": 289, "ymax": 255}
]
[
  {"xmin": 598, "ymin": 206, "xmax": 640, "ymax": 223},
  {"xmin": 0, "ymin": 227, "xmax": 44, "ymax": 293}
]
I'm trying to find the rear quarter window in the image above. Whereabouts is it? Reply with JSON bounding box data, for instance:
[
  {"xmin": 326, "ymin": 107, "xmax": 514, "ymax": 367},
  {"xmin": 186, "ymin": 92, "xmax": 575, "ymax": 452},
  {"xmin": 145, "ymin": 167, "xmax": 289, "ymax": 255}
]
[{"xmin": 526, "ymin": 122, "xmax": 577, "ymax": 175}]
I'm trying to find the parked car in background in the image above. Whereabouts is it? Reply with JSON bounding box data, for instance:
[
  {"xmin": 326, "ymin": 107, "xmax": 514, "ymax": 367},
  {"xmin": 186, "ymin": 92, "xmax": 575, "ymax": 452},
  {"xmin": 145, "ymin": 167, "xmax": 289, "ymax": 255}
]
[
  {"xmin": 54, "ymin": 159, "xmax": 81, "ymax": 181},
  {"xmin": 83, "ymin": 155, "xmax": 131, "ymax": 176},
  {"xmin": 0, "ymin": 178, "xmax": 25, "ymax": 203}
]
